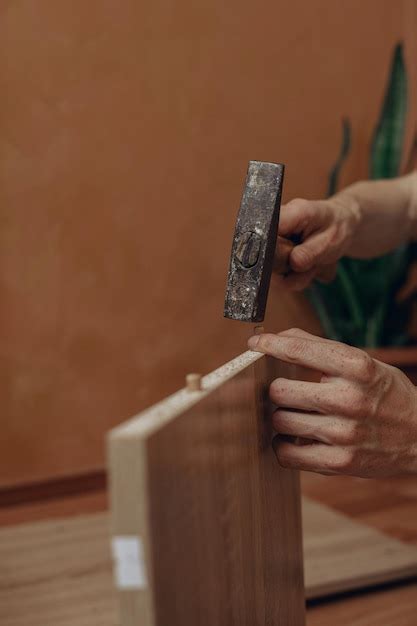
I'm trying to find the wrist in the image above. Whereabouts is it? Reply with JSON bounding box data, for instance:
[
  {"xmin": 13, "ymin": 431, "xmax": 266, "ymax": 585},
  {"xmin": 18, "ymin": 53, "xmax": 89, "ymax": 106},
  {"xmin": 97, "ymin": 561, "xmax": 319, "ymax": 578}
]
[
  {"xmin": 331, "ymin": 175, "xmax": 417, "ymax": 258},
  {"xmin": 331, "ymin": 190, "xmax": 363, "ymax": 244},
  {"xmin": 333, "ymin": 183, "xmax": 362, "ymax": 218}
]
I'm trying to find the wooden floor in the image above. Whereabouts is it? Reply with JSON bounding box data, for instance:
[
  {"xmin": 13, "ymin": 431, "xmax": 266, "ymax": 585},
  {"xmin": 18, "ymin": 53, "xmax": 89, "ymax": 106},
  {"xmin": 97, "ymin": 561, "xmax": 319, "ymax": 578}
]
[
  {"xmin": 303, "ymin": 473, "xmax": 417, "ymax": 626},
  {"xmin": 1, "ymin": 472, "xmax": 416, "ymax": 625}
]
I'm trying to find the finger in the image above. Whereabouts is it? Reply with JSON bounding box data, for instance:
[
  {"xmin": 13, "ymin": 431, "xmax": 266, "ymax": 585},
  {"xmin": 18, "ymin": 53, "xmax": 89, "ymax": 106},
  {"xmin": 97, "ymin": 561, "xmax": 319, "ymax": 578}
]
[
  {"xmin": 248, "ymin": 333, "xmax": 347, "ymax": 376},
  {"xmin": 278, "ymin": 199, "xmax": 325, "ymax": 238},
  {"xmin": 272, "ymin": 437, "xmax": 353, "ymax": 474},
  {"xmin": 248, "ymin": 333, "xmax": 373, "ymax": 381},
  {"xmin": 278, "ymin": 328, "xmax": 332, "ymax": 344},
  {"xmin": 269, "ymin": 378, "xmax": 340, "ymax": 413},
  {"xmin": 273, "ymin": 409, "xmax": 359, "ymax": 446},
  {"xmin": 281, "ymin": 268, "xmax": 318, "ymax": 291},
  {"xmin": 276, "ymin": 331, "xmax": 326, "ymax": 383},
  {"xmin": 289, "ymin": 229, "xmax": 334, "ymax": 273}
]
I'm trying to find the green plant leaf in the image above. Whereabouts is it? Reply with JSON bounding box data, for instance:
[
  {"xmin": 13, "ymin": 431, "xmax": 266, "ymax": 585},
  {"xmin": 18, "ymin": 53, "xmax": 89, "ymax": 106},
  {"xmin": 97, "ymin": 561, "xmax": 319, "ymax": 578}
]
[
  {"xmin": 352, "ymin": 41, "xmax": 409, "ymax": 345},
  {"xmin": 327, "ymin": 118, "xmax": 351, "ymax": 197},
  {"xmin": 369, "ymin": 42, "xmax": 407, "ymax": 179},
  {"xmin": 307, "ymin": 42, "xmax": 411, "ymax": 347},
  {"xmin": 307, "ymin": 118, "xmax": 359, "ymax": 345}
]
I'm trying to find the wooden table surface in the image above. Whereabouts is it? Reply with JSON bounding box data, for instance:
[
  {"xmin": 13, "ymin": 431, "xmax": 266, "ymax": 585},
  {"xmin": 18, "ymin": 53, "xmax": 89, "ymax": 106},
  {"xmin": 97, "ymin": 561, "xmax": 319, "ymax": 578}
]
[
  {"xmin": 1, "ymin": 472, "xmax": 416, "ymax": 625},
  {"xmin": 303, "ymin": 473, "xmax": 417, "ymax": 626}
]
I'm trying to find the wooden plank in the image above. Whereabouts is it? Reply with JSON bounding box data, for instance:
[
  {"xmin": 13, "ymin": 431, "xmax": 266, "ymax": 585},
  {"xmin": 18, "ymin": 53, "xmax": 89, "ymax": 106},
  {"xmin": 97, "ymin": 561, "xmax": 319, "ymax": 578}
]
[
  {"xmin": 303, "ymin": 498, "xmax": 417, "ymax": 599},
  {"xmin": 307, "ymin": 581, "xmax": 417, "ymax": 626},
  {"xmin": 108, "ymin": 351, "xmax": 305, "ymax": 626},
  {"xmin": 1, "ymin": 499, "xmax": 417, "ymax": 625}
]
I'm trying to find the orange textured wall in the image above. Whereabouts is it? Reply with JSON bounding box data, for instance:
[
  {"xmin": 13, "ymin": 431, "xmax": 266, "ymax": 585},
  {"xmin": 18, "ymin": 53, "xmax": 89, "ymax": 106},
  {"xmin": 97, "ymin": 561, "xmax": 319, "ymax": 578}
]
[{"xmin": 0, "ymin": 0, "xmax": 415, "ymax": 486}]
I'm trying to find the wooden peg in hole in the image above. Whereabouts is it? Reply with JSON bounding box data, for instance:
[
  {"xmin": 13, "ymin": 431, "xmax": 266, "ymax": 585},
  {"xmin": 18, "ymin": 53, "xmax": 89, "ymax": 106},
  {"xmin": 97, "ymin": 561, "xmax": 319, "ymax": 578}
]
[
  {"xmin": 253, "ymin": 325, "xmax": 264, "ymax": 335},
  {"xmin": 186, "ymin": 373, "xmax": 202, "ymax": 392}
]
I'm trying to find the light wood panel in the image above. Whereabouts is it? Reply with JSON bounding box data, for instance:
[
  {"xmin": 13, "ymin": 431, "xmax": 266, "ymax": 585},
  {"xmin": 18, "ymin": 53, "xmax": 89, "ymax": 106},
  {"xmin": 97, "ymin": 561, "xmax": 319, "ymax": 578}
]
[
  {"xmin": 2, "ymin": 498, "xmax": 417, "ymax": 625},
  {"xmin": 0, "ymin": 513, "xmax": 116, "ymax": 626},
  {"xmin": 303, "ymin": 498, "xmax": 417, "ymax": 599},
  {"xmin": 307, "ymin": 582, "xmax": 417, "ymax": 626},
  {"xmin": 109, "ymin": 351, "xmax": 305, "ymax": 626}
]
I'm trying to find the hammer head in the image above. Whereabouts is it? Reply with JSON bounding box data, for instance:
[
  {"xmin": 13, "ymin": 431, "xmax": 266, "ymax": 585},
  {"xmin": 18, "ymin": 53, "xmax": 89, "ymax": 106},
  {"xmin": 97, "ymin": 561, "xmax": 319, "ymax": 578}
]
[{"xmin": 224, "ymin": 160, "xmax": 285, "ymax": 322}]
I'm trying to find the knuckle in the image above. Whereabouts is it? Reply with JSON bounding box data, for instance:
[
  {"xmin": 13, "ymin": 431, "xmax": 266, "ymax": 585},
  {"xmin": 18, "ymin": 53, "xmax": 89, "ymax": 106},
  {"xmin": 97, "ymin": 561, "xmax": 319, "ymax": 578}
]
[
  {"xmin": 354, "ymin": 353, "xmax": 376, "ymax": 383},
  {"xmin": 350, "ymin": 396, "xmax": 368, "ymax": 419},
  {"xmin": 282, "ymin": 338, "xmax": 307, "ymax": 361},
  {"xmin": 337, "ymin": 422, "xmax": 362, "ymax": 445},
  {"xmin": 329, "ymin": 448, "xmax": 355, "ymax": 472},
  {"xmin": 336, "ymin": 386, "xmax": 366, "ymax": 418},
  {"xmin": 287, "ymin": 197, "xmax": 308, "ymax": 209},
  {"xmin": 286, "ymin": 327, "xmax": 303, "ymax": 336}
]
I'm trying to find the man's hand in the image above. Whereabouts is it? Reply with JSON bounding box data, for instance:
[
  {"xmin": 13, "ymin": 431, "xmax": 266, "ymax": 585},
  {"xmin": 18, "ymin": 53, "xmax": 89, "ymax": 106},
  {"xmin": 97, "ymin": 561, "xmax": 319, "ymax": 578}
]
[
  {"xmin": 277, "ymin": 172, "xmax": 417, "ymax": 290},
  {"xmin": 248, "ymin": 328, "xmax": 417, "ymax": 478},
  {"xmin": 277, "ymin": 196, "xmax": 360, "ymax": 291}
]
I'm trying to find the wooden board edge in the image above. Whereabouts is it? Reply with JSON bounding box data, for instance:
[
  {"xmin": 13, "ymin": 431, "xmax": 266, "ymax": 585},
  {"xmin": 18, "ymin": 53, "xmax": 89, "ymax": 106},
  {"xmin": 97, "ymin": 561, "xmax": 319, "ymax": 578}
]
[
  {"xmin": 108, "ymin": 433, "xmax": 156, "ymax": 626},
  {"xmin": 305, "ymin": 562, "xmax": 417, "ymax": 601},
  {"xmin": 110, "ymin": 350, "xmax": 263, "ymax": 440}
]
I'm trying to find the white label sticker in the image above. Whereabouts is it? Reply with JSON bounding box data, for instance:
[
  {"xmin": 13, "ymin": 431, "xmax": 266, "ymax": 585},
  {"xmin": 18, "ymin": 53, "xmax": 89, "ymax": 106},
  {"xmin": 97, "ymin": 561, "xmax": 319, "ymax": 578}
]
[{"xmin": 111, "ymin": 536, "xmax": 148, "ymax": 590}]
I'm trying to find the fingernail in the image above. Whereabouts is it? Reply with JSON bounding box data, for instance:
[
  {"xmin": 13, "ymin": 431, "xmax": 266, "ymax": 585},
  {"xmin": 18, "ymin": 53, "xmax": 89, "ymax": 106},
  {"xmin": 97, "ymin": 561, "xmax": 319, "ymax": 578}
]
[{"xmin": 248, "ymin": 335, "xmax": 260, "ymax": 350}]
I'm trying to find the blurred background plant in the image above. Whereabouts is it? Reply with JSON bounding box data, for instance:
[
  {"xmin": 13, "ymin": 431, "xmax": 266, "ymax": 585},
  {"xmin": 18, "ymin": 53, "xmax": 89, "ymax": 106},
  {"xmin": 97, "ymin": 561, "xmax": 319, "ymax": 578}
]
[{"xmin": 308, "ymin": 42, "xmax": 417, "ymax": 347}]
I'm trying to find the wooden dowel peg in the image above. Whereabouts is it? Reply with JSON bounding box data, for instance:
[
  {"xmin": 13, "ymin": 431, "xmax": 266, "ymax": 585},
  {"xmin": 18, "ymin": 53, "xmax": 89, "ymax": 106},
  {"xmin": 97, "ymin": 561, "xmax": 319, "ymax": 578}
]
[
  {"xmin": 186, "ymin": 373, "xmax": 202, "ymax": 391},
  {"xmin": 253, "ymin": 325, "xmax": 264, "ymax": 335}
]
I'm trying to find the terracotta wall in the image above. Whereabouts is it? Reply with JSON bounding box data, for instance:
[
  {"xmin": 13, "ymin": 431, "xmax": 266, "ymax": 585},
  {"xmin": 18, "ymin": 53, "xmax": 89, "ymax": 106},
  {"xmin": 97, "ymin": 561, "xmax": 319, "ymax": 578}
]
[{"xmin": 0, "ymin": 0, "xmax": 415, "ymax": 486}]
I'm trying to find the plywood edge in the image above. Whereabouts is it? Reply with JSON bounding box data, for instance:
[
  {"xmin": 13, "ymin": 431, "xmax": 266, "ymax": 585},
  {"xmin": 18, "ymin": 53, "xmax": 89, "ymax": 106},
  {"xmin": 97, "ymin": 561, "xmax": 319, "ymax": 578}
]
[
  {"xmin": 305, "ymin": 563, "xmax": 417, "ymax": 601},
  {"xmin": 108, "ymin": 434, "xmax": 156, "ymax": 625},
  {"xmin": 110, "ymin": 350, "xmax": 263, "ymax": 441}
]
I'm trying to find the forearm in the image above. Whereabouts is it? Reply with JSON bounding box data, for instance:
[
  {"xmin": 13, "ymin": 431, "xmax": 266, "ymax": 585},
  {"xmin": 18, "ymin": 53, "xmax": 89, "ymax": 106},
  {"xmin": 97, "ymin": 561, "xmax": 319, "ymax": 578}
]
[
  {"xmin": 277, "ymin": 171, "xmax": 417, "ymax": 287},
  {"xmin": 335, "ymin": 171, "xmax": 417, "ymax": 258}
]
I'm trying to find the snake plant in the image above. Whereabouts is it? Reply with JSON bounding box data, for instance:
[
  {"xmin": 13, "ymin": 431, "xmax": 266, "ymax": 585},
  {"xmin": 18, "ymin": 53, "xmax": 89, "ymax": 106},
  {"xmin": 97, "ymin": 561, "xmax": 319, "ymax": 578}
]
[{"xmin": 308, "ymin": 43, "xmax": 416, "ymax": 347}]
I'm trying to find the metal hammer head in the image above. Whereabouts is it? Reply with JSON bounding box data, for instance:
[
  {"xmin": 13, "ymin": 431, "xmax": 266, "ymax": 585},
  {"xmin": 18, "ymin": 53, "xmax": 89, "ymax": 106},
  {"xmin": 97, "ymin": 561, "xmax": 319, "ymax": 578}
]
[{"xmin": 224, "ymin": 160, "xmax": 285, "ymax": 322}]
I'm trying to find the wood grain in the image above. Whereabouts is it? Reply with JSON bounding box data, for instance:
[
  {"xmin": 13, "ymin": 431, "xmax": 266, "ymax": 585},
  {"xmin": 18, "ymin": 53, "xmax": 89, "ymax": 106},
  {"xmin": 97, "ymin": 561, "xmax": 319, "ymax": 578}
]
[
  {"xmin": 0, "ymin": 513, "xmax": 117, "ymax": 626},
  {"xmin": 303, "ymin": 499, "xmax": 417, "ymax": 599},
  {"xmin": 307, "ymin": 582, "xmax": 417, "ymax": 626},
  {"xmin": 1, "ymin": 498, "xmax": 417, "ymax": 625},
  {"xmin": 109, "ymin": 351, "xmax": 305, "ymax": 626}
]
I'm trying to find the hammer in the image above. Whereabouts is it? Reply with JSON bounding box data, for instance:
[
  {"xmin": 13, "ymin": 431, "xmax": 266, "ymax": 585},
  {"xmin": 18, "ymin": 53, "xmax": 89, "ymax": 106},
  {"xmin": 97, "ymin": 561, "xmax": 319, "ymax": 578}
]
[{"xmin": 224, "ymin": 160, "xmax": 293, "ymax": 323}]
